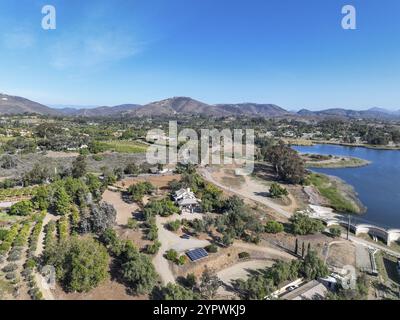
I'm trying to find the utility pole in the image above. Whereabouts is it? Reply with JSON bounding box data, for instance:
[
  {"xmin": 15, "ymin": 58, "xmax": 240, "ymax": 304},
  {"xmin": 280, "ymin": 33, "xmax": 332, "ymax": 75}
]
[{"xmin": 347, "ymin": 214, "xmax": 351, "ymax": 240}]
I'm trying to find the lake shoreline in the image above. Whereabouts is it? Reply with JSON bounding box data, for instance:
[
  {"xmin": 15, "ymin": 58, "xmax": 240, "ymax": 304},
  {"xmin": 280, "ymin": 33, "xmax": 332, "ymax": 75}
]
[
  {"xmin": 287, "ymin": 139, "xmax": 400, "ymax": 151},
  {"xmin": 302, "ymin": 154, "xmax": 371, "ymax": 169},
  {"xmin": 294, "ymin": 143, "xmax": 400, "ymax": 229},
  {"xmin": 305, "ymin": 172, "xmax": 366, "ymax": 215}
]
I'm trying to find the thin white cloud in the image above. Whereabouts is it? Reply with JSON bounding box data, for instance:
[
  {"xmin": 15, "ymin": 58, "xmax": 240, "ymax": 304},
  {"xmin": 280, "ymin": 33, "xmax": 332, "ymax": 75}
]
[
  {"xmin": 2, "ymin": 29, "xmax": 35, "ymax": 49},
  {"xmin": 49, "ymin": 32, "xmax": 143, "ymax": 70}
]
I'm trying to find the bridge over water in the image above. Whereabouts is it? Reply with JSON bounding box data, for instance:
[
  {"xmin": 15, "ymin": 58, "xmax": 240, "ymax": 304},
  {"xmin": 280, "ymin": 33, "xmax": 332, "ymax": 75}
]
[{"xmin": 326, "ymin": 218, "xmax": 400, "ymax": 246}]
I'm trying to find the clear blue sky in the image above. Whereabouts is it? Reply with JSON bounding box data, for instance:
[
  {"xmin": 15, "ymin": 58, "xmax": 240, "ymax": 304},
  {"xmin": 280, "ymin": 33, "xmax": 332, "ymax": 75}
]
[{"xmin": 0, "ymin": 0, "xmax": 399, "ymax": 110}]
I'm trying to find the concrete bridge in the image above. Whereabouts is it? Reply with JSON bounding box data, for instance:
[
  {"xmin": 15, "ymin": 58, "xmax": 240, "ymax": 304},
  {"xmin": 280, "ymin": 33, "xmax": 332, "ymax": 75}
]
[{"xmin": 326, "ymin": 219, "xmax": 400, "ymax": 246}]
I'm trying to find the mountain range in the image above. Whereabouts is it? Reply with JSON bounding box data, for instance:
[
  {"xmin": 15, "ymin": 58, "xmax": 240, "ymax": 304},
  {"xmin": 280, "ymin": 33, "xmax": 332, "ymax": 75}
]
[{"xmin": 1, "ymin": 92, "xmax": 399, "ymax": 120}]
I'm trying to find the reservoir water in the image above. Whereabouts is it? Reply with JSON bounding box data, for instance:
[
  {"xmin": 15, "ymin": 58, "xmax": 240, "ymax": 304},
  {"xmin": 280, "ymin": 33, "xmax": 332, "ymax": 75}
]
[{"xmin": 293, "ymin": 144, "xmax": 400, "ymax": 229}]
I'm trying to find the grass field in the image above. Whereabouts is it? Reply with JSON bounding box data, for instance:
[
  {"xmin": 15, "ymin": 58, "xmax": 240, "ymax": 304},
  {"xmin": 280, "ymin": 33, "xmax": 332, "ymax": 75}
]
[
  {"xmin": 99, "ymin": 140, "xmax": 148, "ymax": 153},
  {"xmin": 306, "ymin": 173, "xmax": 358, "ymax": 213}
]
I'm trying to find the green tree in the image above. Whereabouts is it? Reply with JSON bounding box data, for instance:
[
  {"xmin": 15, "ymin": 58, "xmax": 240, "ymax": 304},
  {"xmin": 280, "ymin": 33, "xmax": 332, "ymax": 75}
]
[
  {"xmin": 121, "ymin": 253, "xmax": 158, "ymax": 295},
  {"xmin": 290, "ymin": 213, "xmax": 325, "ymax": 235},
  {"xmin": 300, "ymin": 250, "xmax": 329, "ymax": 280},
  {"xmin": 10, "ymin": 200, "xmax": 33, "ymax": 216},
  {"xmin": 235, "ymin": 275, "xmax": 275, "ymax": 300},
  {"xmin": 265, "ymin": 141, "xmax": 306, "ymax": 184},
  {"xmin": 265, "ymin": 220, "xmax": 284, "ymax": 234},
  {"xmin": 199, "ymin": 267, "xmax": 222, "ymax": 299},
  {"xmin": 32, "ymin": 186, "xmax": 50, "ymax": 211},
  {"xmin": 44, "ymin": 237, "xmax": 109, "ymax": 293},
  {"xmin": 128, "ymin": 182, "xmax": 155, "ymax": 203},
  {"xmin": 157, "ymin": 283, "xmax": 200, "ymax": 300},
  {"xmin": 53, "ymin": 186, "xmax": 71, "ymax": 216},
  {"xmin": 71, "ymin": 155, "xmax": 87, "ymax": 178}
]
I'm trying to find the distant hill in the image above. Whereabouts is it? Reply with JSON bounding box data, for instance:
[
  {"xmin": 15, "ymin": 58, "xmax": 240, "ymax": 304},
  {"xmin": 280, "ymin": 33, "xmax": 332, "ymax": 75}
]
[
  {"xmin": 60, "ymin": 104, "xmax": 142, "ymax": 117},
  {"xmin": 0, "ymin": 93, "xmax": 59, "ymax": 116},
  {"xmin": 297, "ymin": 107, "xmax": 400, "ymax": 120},
  {"xmin": 216, "ymin": 103, "xmax": 291, "ymax": 117},
  {"xmin": 1, "ymin": 92, "xmax": 399, "ymax": 120},
  {"xmin": 126, "ymin": 97, "xmax": 222, "ymax": 117},
  {"xmin": 125, "ymin": 97, "xmax": 290, "ymax": 118}
]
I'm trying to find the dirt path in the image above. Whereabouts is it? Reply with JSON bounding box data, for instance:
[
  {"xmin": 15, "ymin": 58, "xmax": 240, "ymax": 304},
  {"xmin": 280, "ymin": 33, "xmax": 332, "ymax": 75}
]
[
  {"xmin": 102, "ymin": 190, "xmax": 138, "ymax": 226},
  {"xmin": 153, "ymin": 213, "xmax": 210, "ymax": 285},
  {"xmin": 34, "ymin": 273, "xmax": 55, "ymax": 300},
  {"xmin": 35, "ymin": 213, "xmax": 59, "ymax": 257},
  {"xmin": 200, "ymin": 168, "xmax": 293, "ymax": 218}
]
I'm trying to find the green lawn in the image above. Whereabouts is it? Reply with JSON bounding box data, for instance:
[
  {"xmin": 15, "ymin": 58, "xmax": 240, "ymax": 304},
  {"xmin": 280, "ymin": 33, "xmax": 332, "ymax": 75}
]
[
  {"xmin": 306, "ymin": 173, "xmax": 358, "ymax": 213},
  {"xmin": 99, "ymin": 140, "xmax": 148, "ymax": 153}
]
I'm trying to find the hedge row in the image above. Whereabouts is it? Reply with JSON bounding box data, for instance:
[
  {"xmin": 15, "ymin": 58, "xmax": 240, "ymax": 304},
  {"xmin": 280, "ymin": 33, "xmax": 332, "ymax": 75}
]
[
  {"xmin": 0, "ymin": 223, "xmax": 20, "ymax": 255},
  {"xmin": 58, "ymin": 216, "xmax": 69, "ymax": 242},
  {"xmin": 13, "ymin": 222, "xmax": 31, "ymax": 248}
]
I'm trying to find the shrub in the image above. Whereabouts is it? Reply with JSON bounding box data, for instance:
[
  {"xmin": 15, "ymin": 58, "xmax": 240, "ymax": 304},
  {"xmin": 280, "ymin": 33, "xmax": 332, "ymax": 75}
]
[
  {"xmin": 25, "ymin": 258, "xmax": 37, "ymax": 270},
  {"xmin": 269, "ymin": 183, "xmax": 289, "ymax": 198},
  {"xmin": 13, "ymin": 223, "xmax": 31, "ymax": 247},
  {"xmin": 165, "ymin": 249, "xmax": 178, "ymax": 262},
  {"xmin": 0, "ymin": 228, "xmax": 8, "ymax": 241},
  {"xmin": 329, "ymin": 227, "xmax": 342, "ymax": 238},
  {"xmin": 265, "ymin": 220, "xmax": 284, "ymax": 234},
  {"xmin": 7, "ymin": 251, "xmax": 21, "ymax": 262},
  {"xmin": 5, "ymin": 272, "xmax": 16, "ymax": 280},
  {"xmin": 146, "ymin": 224, "xmax": 158, "ymax": 241},
  {"xmin": 205, "ymin": 244, "xmax": 218, "ymax": 253},
  {"xmin": 92, "ymin": 154, "xmax": 104, "ymax": 161},
  {"xmin": 2, "ymin": 263, "xmax": 18, "ymax": 273},
  {"xmin": 127, "ymin": 218, "xmax": 138, "ymax": 230},
  {"xmin": 238, "ymin": 252, "xmax": 250, "ymax": 260},
  {"xmin": 166, "ymin": 220, "xmax": 181, "ymax": 232},
  {"xmin": 146, "ymin": 241, "xmax": 162, "ymax": 255},
  {"xmin": 177, "ymin": 255, "xmax": 187, "ymax": 266}
]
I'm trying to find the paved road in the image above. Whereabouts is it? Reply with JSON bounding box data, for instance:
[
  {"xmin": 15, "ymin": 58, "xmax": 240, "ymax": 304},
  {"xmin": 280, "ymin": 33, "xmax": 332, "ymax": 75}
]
[
  {"xmin": 346, "ymin": 234, "xmax": 400, "ymax": 258},
  {"xmin": 200, "ymin": 168, "xmax": 292, "ymax": 218}
]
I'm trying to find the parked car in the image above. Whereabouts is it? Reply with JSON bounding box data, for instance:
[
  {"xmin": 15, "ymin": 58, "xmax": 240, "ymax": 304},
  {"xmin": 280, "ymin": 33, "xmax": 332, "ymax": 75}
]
[
  {"xmin": 287, "ymin": 285, "xmax": 298, "ymax": 292},
  {"xmin": 181, "ymin": 234, "xmax": 190, "ymax": 240}
]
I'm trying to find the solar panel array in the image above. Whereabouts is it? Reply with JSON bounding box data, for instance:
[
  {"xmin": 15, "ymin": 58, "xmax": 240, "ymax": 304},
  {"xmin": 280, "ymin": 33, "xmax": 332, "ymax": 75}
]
[{"xmin": 186, "ymin": 248, "xmax": 209, "ymax": 261}]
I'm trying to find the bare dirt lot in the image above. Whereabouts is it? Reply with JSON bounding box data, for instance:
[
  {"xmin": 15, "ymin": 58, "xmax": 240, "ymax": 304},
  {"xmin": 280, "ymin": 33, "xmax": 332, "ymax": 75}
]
[
  {"xmin": 102, "ymin": 189, "xmax": 138, "ymax": 226},
  {"xmin": 326, "ymin": 241, "xmax": 356, "ymax": 268},
  {"xmin": 116, "ymin": 174, "xmax": 181, "ymax": 191},
  {"xmin": 53, "ymin": 277, "xmax": 148, "ymax": 300}
]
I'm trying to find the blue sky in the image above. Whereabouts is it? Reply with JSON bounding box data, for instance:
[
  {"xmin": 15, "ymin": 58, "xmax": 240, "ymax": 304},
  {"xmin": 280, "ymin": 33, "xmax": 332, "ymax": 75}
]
[{"xmin": 0, "ymin": 0, "xmax": 399, "ymax": 110}]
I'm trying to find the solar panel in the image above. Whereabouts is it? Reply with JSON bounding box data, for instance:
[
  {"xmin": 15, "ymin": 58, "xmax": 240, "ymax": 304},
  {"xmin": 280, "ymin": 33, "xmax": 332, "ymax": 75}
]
[{"xmin": 186, "ymin": 248, "xmax": 209, "ymax": 261}]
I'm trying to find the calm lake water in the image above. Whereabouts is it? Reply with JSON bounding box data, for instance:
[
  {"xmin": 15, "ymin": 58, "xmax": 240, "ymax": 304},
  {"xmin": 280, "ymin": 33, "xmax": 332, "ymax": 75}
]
[{"xmin": 293, "ymin": 144, "xmax": 400, "ymax": 229}]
